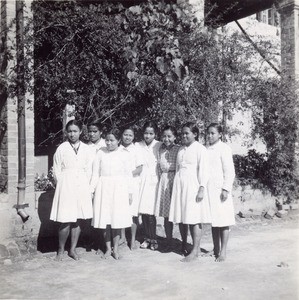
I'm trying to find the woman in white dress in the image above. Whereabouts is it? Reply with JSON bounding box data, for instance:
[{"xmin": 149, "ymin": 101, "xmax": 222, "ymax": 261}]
[
  {"xmin": 206, "ymin": 123, "xmax": 235, "ymax": 262},
  {"xmin": 80, "ymin": 120, "xmax": 106, "ymax": 254},
  {"xmin": 91, "ymin": 128, "xmax": 132, "ymax": 260},
  {"xmin": 50, "ymin": 120, "xmax": 93, "ymax": 261},
  {"xmin": 136, "ymin": 121, "xmax": 162, "ymax": 251},
  {"xmin": 87, "ymin": 120, "xmax": 106, "ymax": 155},
  {"xmin": 119, "ymin": 127, "xmax": 144, "ymax": 249},
  {"xmin": 169, "ymin": 122, "xmax": 211, "ymax": 262}
]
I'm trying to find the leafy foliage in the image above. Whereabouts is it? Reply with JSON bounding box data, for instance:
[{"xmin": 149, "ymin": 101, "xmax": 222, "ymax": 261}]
[{"xmin": 4, "ymin": 0, "xmax": 298, "ymax": 199}]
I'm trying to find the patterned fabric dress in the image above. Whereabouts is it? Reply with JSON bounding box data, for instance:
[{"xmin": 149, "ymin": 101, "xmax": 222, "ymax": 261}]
[
  {"xmin": 169, "ymin": 141, "xmax": 211, "ymax": 225},
  {"xmin": 207, "ymin": 140, "xmax": 235, "ymax": 227},
  {"xmin": 90, "ymin": 147, "xmax": 132, "ymax": 229},
  {"xmin": 136, "ymin": 140, "xmax": 162, "ymax": 215},
  {"xmin": 155, "ymin": 144, "xmax": 180, "ymax": 218},
  {"xmin": 50, "ymin": 141, "xmax": 93, "ymax": 223}
]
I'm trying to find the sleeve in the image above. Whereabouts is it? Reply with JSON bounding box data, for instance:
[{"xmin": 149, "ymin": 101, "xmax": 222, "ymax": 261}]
[
  {"xmin": 52, "ymin": 146, "xmax": 62, "ymax": 184},
  {"xmin": 86, "ymin": 147, "xmax": 93, "ymax": 183},
  {"xmin": 157, "ymin": 148, "xmax": 162, "ymax": 178},
  {"xmin": 197, "ymin": 145, "xmax": 209, "ymax": 189},
  {"xmin": 89, "ymin": 151, "xmax": 101, "ymax": 193},
  {"xmin": 221, "ymin": 144, "xmax": 235, "ymax": 192},
  {"xmin": 134, "ymin": 146, "xmax": 144, "ymax": 168},
  {"xmin": 123, "ymin": 152, "xmax": 134, "ymax": 194},
  {"xmin": 175, "ymin": 148, "xmax": 181, "ymax": 174}
]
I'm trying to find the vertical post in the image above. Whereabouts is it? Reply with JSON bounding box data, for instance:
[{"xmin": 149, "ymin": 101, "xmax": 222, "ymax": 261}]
[
  {"xmin": 279, "ymin": 0, "xmax": 299, "ymax": 180},
  {"xmin": 16, "ymin": 0, "xmax": 27, "ymax": 214}
]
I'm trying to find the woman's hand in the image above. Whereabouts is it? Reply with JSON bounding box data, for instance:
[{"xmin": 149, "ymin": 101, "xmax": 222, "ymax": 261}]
[
  {"xmin": 220, "ymin": 189, "xmax": 228, "ymax": 202},
  {"xmin": 129, "ymin": 193, "xmax": 133, "ymax": 205},
  {"xmin": 196, "ymin": 187, "xmax": 204, "ymax": 202}
]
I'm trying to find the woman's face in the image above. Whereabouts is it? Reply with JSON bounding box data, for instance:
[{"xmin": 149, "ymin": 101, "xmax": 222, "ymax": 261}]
[
  {"xmin": 143, "ymin": 127, "xmax": 156, "ymax": 145},
  {"xmin": 162, "ymin": 129, "xmax": 175, "ymax": 147},
  {"xmin": 122, "ymin": 129, "xmax": 134, "ymax": 146},
  {"xmin": 88, "ymin": 125, "xmax": 102, "ymax": 144},
  {"xmin": 66, "ymin": 125, "xmax": 81, "ymax": 144},
  {"xmin": 105, "ymin": 134, "xmax": 119, "ymax": 151},
  {"xmin": 181, "ymin": 127, "xmax": 196, "ymax": 146},
  {"xmin": 207, "ymin": 126, "xmax": 221, "ymax": 145}
]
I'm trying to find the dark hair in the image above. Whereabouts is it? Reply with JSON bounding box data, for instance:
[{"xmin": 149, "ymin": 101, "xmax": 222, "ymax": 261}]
[
  {"xmin": 162, "ymin": 125, "xmax": 177, "ymax": 137},
  {"xmin": 121, "ymin": 126, "xmax": 135, "ymax": 136},
  {"xmin": 142, "ymin": 121, "xmax": 159, "ymax": 135},
  {"xmin": 207, "ymin": 122, "xmax": 223, "ymax": 134},
  {"xmin": 182, "ymin": 122, "xmax": 199, "ymax": 141},
  {"xmin": 105, "ymin": 128, "xmax": 122, "ymax": 140},
  {"xmin": 66, "ymin": 119, "xmax": 83, "ymax": 131},
  {"xmin": 87, "ymin": 120, "xmax": 103, "ymax": 131}
]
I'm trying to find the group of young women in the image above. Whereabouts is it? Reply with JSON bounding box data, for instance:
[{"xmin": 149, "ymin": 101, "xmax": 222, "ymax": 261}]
[{"xmin": 49, "ymin": 119, "xmax": 236, "ymax": 263}]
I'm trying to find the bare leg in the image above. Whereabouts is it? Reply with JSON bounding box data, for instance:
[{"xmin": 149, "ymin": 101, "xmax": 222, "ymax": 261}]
[
  {"xmin": 56, "ymin": 223, "xmax": 70, "ymax": 261},
  {"xmin": 216, "ymin": 226, "xmax": 229, "ymax": 262},
  {"xmin": 164, "ymin": 218, "xmax": 173, "ymax": 251},
  {"xmin": 131, "ymin": 217, "xmax": 138, "ymax": 250},
  {"xmin": 95, "ymin": 229, "xmax": 104, "ymax": 258},
  {"xmin": 104, "ymin": 225, "xmax": 112, "ymax": 258},
  {"xmin": 149, "ymin": 215, "xmax": 158, "ymax": 250},
  {"xmin": 69, "ymin": 221, "xmax": 81, "ymax": 260},
  {"xmin": 112, "ymin": 229, "xmax": 121, "ymax": 260},
  {"xmin": 212, "ymin": 227, "xmax": 220, "ymax": 258},
  {"xmin": 179, "ymin": 223, "xmax": 188, "ymax": 255},
  {"xmin": 181, "ymin": 224, "xmax": 202, "ymax": 262},
  {"xmin": 141, "ymin": 214, "xmax": 149, "ymax": 240},
  {"xmin": 119, "ymin": 228, "xmax": 127, "ymax": 245},
  {"xmin": 149, "ymin": 215, "xmax": 157, "ymax": 240}
]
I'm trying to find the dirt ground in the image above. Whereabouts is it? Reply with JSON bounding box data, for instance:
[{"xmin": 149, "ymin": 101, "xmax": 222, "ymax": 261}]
[{"xmin": 1, "ymin": 212, "xmax": 298, "ymax": 300}]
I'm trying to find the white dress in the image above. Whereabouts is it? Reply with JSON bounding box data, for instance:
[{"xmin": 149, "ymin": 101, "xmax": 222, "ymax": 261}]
[
  {"xmin": 136, "ymin": 140, "xmax": 162, "ymax": 215},
  {"xmin": 120, "ymin": 144, "xmax": 144, "ymax": 217},
  {"xmin": 207, "ymin": 141, "xmax": 235, "ymax": 227},
  {"xmin": 169, "ymin": 141, "xmax": 211, "ymax": 225},
  {"xmin": 88, "ymin": 138, "xmax": 106, "ymax": 157},
  {"xmin": 50, "ymin": 141, "xmax": 93, "ymax": 223},
  {"xmin": 91, "ymin": 147, "xmax": 132, "ymax": 229}
]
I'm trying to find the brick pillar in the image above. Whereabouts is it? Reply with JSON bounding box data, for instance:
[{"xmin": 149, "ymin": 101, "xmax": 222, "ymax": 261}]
[
  {"xmin": 280, "ymin": 0, "xmax": 299, "ymax": 78},
  {"xmin": 0, "ymin": 0, "xmax": 36, "ymax": 245},
  {"xmin": 279, "ymin": 0, "xmax": 299, "ymax": 180}
]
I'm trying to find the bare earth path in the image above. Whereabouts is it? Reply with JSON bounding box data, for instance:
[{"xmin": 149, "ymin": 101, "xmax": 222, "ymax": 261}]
[{"xmin": 1, "ymin": 213, "xmax": 298, "ymax": 300}]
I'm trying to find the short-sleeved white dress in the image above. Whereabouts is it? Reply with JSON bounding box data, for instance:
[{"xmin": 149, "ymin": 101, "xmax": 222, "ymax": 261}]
[
  {"xmin": 50, "ymin": 141, "xmax": 93, "ymax": 223},
  {"xmin": 120, "ymin": 144, "xmax": 144, "ymax": 217},
  {"xmin": 169, "ymin": 141, "xmax": 211, "ymax": 225},
  {"xmin": 88, "ymin": 138, "xmax": 106, "ymax": 157},
  {"xmin": 207, "ymin": 141, "xmax": 235, "ymax": 227},
  {"xmin": 91, "ymin": 147, "xmax": 132, "ymax": 229},
  {"xmin": 136, "ymin": 140, "xmax": 162, "ymax": 215}
]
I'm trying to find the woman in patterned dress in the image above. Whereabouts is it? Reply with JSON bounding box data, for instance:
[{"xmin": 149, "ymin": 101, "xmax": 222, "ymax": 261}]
[{"xmin": 155, "ymin": 126, "xmax": 180, "ymax": 251}]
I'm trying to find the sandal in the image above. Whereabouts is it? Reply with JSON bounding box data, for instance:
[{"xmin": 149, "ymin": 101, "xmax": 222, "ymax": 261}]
[
  {"xmin": 140, "ymin": 239, "xmax": 150, "ymax": 249},
  {"xmin": 150, "ymin": 240, "xmax": 158, "ymax": 251}
]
